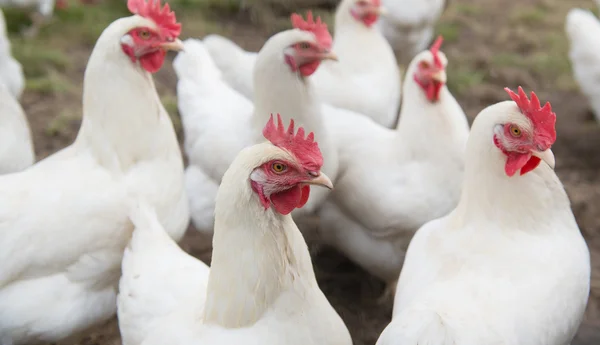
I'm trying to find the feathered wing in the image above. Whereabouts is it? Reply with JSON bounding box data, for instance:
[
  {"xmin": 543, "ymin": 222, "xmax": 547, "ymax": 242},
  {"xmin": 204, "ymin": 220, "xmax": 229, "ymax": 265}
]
[
  {"xmin": 184, "ymin": 165, "xmax": 219, "ymax": 234},
  {"xmin": 0, "ymin": 151, "xmax": 132, "ymax": 341},
  {"xmin": 174, "ymin": 38, "xmax": 254, "ymax": 232},
  {"xmin": 174, "ymin": 38, "xmax": 254, "ymax": 182},
  {"xmin": 0, "ymin": 84, "xmax": 34, "ymax": 174},
  {"xmin": 566, "ymin": 8, "xmax": 600, "ymax": 122},
  {"xmin": 118, "ymin": 200, "xmax": 210, "ymax": 345},
  {"xmin": 203, "ymin": 34, "xmax": 258, "ymax": 100}
]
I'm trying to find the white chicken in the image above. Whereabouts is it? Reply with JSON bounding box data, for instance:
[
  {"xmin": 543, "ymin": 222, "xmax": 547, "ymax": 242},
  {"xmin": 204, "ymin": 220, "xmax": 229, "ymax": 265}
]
[
  {"xmin": 376, "ymin": 0, "xmax": 446, "ymax": 66},
  {"xmin": 204, "ymin": 0, "xmax": 401, "ymax": 128},
  {"xmin": 0, "ymin": 0, "xmax": 68, "ymax": 37},
  {"xmin": 376, "ymin": 87, "xmax": 590, "ymax": 345},
  {"xmin": 0, "ymin": 9, "xmax": 24, "ymax": 99},
  {"xmin": 0, "ymin": 1, "xmax": 188, "ymax": 343},
  {"xmin": 175, "ymin": 12, "xmax": 338, "ymax": 236},
  {"xmin": 566, "ymin": 5, "xmax": 600, "ymax": 123},
  {"xmin": 0, "ymin": 83, "xmax": 34, "ymax": 174},
  {"xmin": 318, "ymin": 37, "xmax": 469, "ymax": 290},
  {"xmin": 118, "ymin": 115, "xmax": 352, "ymax": 345}
]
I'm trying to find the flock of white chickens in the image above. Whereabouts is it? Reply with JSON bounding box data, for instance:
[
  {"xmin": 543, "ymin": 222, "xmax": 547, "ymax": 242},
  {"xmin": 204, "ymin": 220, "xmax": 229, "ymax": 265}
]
[{"xmin": 0, "ymin": 0, "xmax": 598, "ymax": 344}]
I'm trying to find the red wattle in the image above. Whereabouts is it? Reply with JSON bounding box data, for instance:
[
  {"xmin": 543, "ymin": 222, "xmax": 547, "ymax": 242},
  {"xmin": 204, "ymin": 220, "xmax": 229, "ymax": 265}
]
[
  {"xmin": 271, "ymin": 185, "xmax": 303, "ymax": 215},
  {"xmin": 299, "ymin": 60, "xmax": 321, "ymax": 77},
  {"xmin": 139, "ymin": 50, "xmax": 166, "ymax": 74},
  {"xmin": 504, "ymin": 152, "xmax": 532, "ymax": 177},
  {"xmin": 520, "ymin": 156, "xmax": 542, "ymax": 175},
  {"xmin": 298, "ymin": 185, "xmax": 311, "ymax": 208}
]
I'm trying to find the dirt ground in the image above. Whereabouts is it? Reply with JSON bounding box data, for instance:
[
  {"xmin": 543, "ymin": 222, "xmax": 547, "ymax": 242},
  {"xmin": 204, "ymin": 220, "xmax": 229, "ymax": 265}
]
[{"xmin": 7, "ymin": 0, "xmax": 599, "ymax": 344}]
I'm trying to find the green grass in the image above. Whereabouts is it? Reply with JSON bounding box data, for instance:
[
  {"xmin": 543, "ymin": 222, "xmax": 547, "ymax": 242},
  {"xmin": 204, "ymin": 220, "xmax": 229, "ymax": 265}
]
[
  {"xmin": 447, "ymin": 65, "xmax": 486, "ymax": 96},
  {"xmin": 45, "ymin": 108, "xmax": 81, "ymax": 137},
  {"xmin": 435, "ymin": 21, "xmax": 460, "ymax": 43}
]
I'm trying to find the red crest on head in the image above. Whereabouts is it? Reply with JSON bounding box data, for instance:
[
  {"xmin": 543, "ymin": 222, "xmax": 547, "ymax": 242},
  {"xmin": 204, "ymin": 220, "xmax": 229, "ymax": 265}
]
[
  {"xmin": 127, "ymin": 0, "xmax": 181, "ymax": 39},
  {"xmin": 263, "ymin": 114, "xmax": 324, "ymax": 172},
  {"xmin": 505, "ymin": 86, "xmax": 557, "ymax": 149},
  {"xmin": 290, "ymin": 11, "xmax": 333, "ymax": 50},
  {"xmin": 430, "ymin": 36, "xmax": 444, "ymax": 69}
]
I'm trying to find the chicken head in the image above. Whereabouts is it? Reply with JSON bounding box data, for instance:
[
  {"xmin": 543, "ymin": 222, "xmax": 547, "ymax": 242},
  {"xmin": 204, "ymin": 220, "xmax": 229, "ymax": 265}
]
[
  {"xmin": 350, "ymin": 0, "xmax": 386, "ymax": 27},
  {"xmin": 120, "ymin": 0, "xmax": 184, "ymax": 73},
  {"xmin": 412, "ymin": 36, "xmax": 448, "ymax": 102},
  {"xmin": 250, "ymin": 114, "xmax": 333, "ymax": 215},
  {"xmin": 493, "ymin": 87, "xmax": 557, "ymax": 177},
  {"xmin": 284, "ymin": 12, "xmax": 338, "ymax": 77}
]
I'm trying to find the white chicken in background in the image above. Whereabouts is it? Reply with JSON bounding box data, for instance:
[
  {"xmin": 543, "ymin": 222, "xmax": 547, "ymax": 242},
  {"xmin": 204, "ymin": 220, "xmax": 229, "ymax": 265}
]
[
  {"xmin": 376, "ymin": 87, "xmax": 590, "ymax": 345},
  {"xmin": 118, "ymin": 116, "xmax": 351, "ymax": 345},
  {"xmin": 0, "ymin": 83, "xmax": 33, "ymax": 174},
  {"xmin": 0, "ymin": 0, "xmax": 188, "ymax": 343},
  {"xmin": 566, "ymin": 5, "xmax": 600, "ymax": 123},
  {"xmin": 176, "ymin": 12, "xmax": 339, "ymax": 236},
  {"xmin": 204, "ymin": 0, "xmax": 401, "ymax": 128},
  {"xmin": 0, "ymin": 9, "xmax": 24, "ymax": 99},
  {"xmin": 376, "ymin": 0, "xmax": 446, "ymax": 66},
  {"xmin": 318, "ymin": 37, "xmax": 469, "ymax": 296},
  {"xmin": 0, "ymin": 0, "xmax": 68, "ymax": 37}
]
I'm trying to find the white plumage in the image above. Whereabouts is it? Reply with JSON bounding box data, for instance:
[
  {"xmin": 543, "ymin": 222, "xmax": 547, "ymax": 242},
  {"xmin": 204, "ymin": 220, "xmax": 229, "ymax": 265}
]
[
  {"xmin": 376, "ymin": 0, "xmax": 446, "ymax": 65},
  {"xmin": 0, "ymin": 83, "xmax": 33, "ymax": 174},
  {"xmin": 0, "ymin": 9, "xmax": 24, "ymax": 99},
  {"xmin": 0, "ymin": 14, "xmax": 188, "ymax": 344},
  {"xmin": 566, "ymin": 7, "xmax": 600, "ymax": 123},
  {"xmin": 203, "ymin": 0, "xmax": 401, "ymax": 128},
  {"xmin": 118, "ymin": 142, "xmax": 351, "ymax": 345},
  {"xmin": 376, "ymin": 97, "xmax": 590, "ymax": 345},
  {"xmin": 318, "ymin": 45, "xmax": 469, "ymax": 284},
  {"xmin": 176, "ymin": 30, "xmax": 338, "ymax": 236}
]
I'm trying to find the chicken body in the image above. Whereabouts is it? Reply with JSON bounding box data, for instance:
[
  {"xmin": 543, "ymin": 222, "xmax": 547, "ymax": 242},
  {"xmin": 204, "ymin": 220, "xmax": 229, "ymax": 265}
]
[
  {"xmin": 204, "ymin": 0, "xmax": 401, "ymax": 128},
  {"xmin": 176, "ymin": 31, "xmax": 338, "ymax": 236},
  {"xmin": 0, "ymin": 9, "xmax": 24, "ymax": 99},
  {"xmin": 118, "ymin": 142, "xmax": 351, "ymax": 345},
  {"xmin": 376, "ymin": 0, "xmax": 446, "ymax": 65},
  {"xmin": 0, "ymin": 83, "xmax": 33, "ymax": 174},
  {"xmin": 566, "ymin": 7, "xmax": 600, "ymax": 123},
  {"xmin": 0, "ymin": 14, "xmax": 188, "ymax": 344},
  {"xmin": 318, "ymin": 47, "xmax": 468, "ymax": 283},
  {"xmin": 376, "ymin": 98, "xmax": 590, "ymax": 345}
]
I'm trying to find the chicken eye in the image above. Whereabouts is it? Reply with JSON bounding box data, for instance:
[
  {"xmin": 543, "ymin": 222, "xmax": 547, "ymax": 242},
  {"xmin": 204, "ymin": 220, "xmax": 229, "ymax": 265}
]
[
  {"xmin": 138, "ymin": 30, "xmax": 151, "ymax": 40},
  {"xmin": 272, "ymin": 163, "xmax": 287, "ymax": 173},
  {"xmin": 419, "ymin": 61, "xmax": 430, "ymax": 69},
  {"xmin": 298, "ymin": 42, "xmax": 311, "ymax": 50},
  {"xmin": 510, "ymin": 125, "xmax": 522, "ymax": 137}
]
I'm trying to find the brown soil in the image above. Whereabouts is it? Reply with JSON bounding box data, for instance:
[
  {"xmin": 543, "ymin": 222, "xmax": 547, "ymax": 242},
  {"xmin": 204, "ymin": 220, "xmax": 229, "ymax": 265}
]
[{"xmin": 17, "ymin": 0, "xmax": 599, "ymax": 344}]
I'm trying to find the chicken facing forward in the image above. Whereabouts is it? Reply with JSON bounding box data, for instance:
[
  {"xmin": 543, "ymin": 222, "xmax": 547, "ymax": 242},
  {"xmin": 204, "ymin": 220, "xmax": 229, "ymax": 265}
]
[
  {"xmin": 376, "ymin": 87, "xmax": 590, "ymax": 345},
  {"xmin": 204, "ymin": 0, "xmax": 401, "ymax": 128},
  {"xmin": 118, "ymin": 115, "xmax": 351, "ymax": 345},
  {"xmin": 176, "ymin": 12, "xmax": 338, "ymax": 236},
  {"xmin": 0, "ymin": 0, "xmax": 188, "ymax": 343},
  {"xmin": 566, "ymin": 5, "xmax": 600, "ymax": 123},
  {"xmin": 318, "ymin": 37, "xmax": 469, "ymax": 292}
]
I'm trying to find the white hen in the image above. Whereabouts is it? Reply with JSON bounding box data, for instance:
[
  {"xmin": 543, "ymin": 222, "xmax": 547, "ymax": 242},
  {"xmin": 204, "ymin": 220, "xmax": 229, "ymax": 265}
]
[
  {"xmin": 204, "ymin": 0, "xmax": 401, "ymax": 128},
  {"xmin": 566, "ymin": 6, "xmax": 600, "ymax": 123},
  {"xmin": 376, "ymin": 87, "xmax": 590, "ymax": 345},
  {"xmin": 176, "ymin": 13, "xmax": 338, "ymax": 236},
  {"xmin": 318, "ymin": 38, "xmax": 469, "ymax": 287},
  {"xmin": 0, "ymin": 1, "xmax": 188, "ymax": 343},
  {"xmin": 0, "ymin": 9, "xmax": 24, "ymax": 99},
  {"xmin": 376, "ymin": 0, "xmax": 446, "ymax": 65},
  {"xmin": 118, "ymin": 116, "xmax": 351, "ymax": 345},
  {"xmin": 0, "ymin": 83, "xmax": 33, "ymax": 174}
]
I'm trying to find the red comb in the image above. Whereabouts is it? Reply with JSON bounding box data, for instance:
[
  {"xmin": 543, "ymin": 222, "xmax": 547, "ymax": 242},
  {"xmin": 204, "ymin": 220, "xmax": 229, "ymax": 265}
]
[
  {"xmin": 263, "ymin": 114, "xmax": 324, "ymax": 172},
  {"xmin": 505, "ymin": 87, "xmax": 557, "ymax": 149},
  {"xmin": 127, "ymin": 0, "xmax": 181, "ymax": 39},
  {"xmin": 430, "ymin": 36, "xmax": 444, "ymax": 69},
  {"xmin": 291, "ymin": 11, "xmax": 333, "ymax": 50}
]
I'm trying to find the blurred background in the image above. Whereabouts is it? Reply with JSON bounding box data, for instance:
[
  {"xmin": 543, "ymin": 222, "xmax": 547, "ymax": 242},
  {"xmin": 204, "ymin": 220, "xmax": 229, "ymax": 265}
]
[{"xmin": 2, "ymin": 0, "xmax": 598, "ymax": 343}]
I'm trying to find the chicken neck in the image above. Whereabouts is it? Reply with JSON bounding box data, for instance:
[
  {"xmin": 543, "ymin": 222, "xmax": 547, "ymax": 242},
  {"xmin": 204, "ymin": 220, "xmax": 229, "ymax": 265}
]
[
  {"xmin": 203, "ymin": 145, "xmax": 318, "ymax": 328},
  {"xmin": 74, "ymin": 17, "xmax": 180, "ymax": 173}
]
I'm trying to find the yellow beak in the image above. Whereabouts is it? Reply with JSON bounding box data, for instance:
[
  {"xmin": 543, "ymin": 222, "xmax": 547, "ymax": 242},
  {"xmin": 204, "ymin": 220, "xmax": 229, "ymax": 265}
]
[
  {"xmin": 303, "ymin": 172, "xmax": 333, "ymax": 190},
  {"xmin": 161, "ymin": 38, "xmax": 184, "ymax": 52},
  {"xmin": 532, "ymin": 149, "xmax": 555, "ymax": 169}
]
